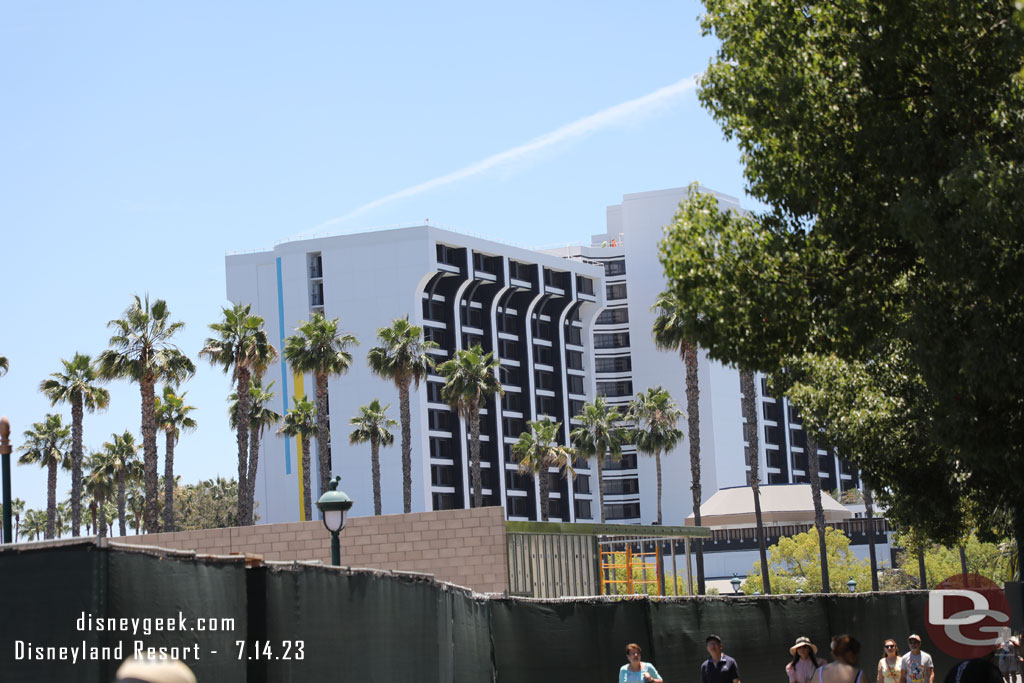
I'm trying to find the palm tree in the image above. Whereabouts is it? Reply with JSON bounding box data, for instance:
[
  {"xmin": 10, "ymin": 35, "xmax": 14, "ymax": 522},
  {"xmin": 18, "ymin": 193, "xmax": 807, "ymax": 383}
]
[
  {"xmin": 569, "ymin": 398, "xmax": 627, "ymax": 523},
  {"xmin": 40, "ymin": 353, "xmax": 111, "ymax": 536},
  {"xmin": 10, "ymin": 497, "xmax": 25, "ymax": 542},
  {"xmin": 21, "ymin": 509, "xmax": 46, "ymax": 541},
  {"xmin": 803, "ymin": 431, "xmax": 831, "ymax": 592},
  {"xmin": 367, "ymin": 317, "xmax": 438, "ymax": 513},
  {"xmin": 55, "ymin": 500, "xmax": 72, "ymax": 538},
  {"xmin": 0, "ymin": 355, "xmax": 8, "ymax": 377},
  {"xmin": 200, "ymin": 303, "xmax": 276, "ymax": 526},
  {"xmin": 155, "ymin": 386, "xmax": 197, "ymax": 531},
  {"xmin": 18, "ymin": 414, "xmax": 71, "ymax": 539},
  {"xmin": 739, "ymin": 369, "xmax": 772, "ymax": 594},
  {"xmin": 100, "ymin": 431, "xmax": 140, "ymax": 536},
  {"xmin": 84, "ymin": 450, "xmax": 116, "ymax": 538},
  {"xmin": 628, "ymin": 386, "xmax": 683, "ymax": 525},
  {"xmin": 512, "ymin": 418, "xmax": 575, "ymax": 521},
  {"xmin": 348, "ymin": 400, "xmax": 397, "ymax": 515},
  {"xmin": 126, "ymin": 482, "xmax": 146, "ymax": 534},
  {"xmin": 283, "ymin": 313, "xmax": 358, "ymax": 502},
  {"xmin": 97, "ymin": 295, "xmax": 195, "ymax": 533},
  {"xmin": 652, "ymin": 291, "xmax": 707, "ymax": 593},
  {"xmin": 230, "ymin": 378, "xmax": 280, "ymax": 524},
  {"xmin": 438, "ymin": 345, "xmax": 503, "ymax": 508},
  {"xmin": 278, "ymin": 397, "xmax": 317, "ymax": 520}
]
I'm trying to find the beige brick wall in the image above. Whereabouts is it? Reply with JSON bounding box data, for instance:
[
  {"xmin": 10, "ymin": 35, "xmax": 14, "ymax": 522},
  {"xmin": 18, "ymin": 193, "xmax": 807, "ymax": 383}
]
[{"xmin": 113, "ymin": 506, "xmax": 508, "ymax": 594}]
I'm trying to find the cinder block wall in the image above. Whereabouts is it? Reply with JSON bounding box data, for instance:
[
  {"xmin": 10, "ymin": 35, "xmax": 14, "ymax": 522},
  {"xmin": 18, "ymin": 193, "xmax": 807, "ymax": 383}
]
[{"xmin": 114, "ymin": 506, "xmax": 508, "ymax": 593}]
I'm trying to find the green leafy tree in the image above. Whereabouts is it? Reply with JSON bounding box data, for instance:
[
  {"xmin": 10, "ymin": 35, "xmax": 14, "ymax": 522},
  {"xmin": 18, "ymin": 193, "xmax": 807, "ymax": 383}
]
[
  {"xmin": 512, "ymin": 418, "xmax": 575, "ymax": 522},
  {"xmin": 742, "ymin": 527, "xmax": 875, "ymax": 595},
  {"xmin": 98, "ymin": 295, "xmax": 195, "ymax": 533},
  {"xmin": 278, "ymin": 397, "xmax": 317, "ymax": 520},
  {"xmin": 155, "ymin": 386, "xmax": 197, "ymax": 532},
  {"xmin": 653, "ymin": 292, "xmax": 707, "ymax": 593},
  {"xmin": 174, "ymin": 477, "xmax": 241, "ymax": 531},
  {"xmin": 891, "ymin": 530, "xmax": 1013, "ymax": 586},
  {"xmin": 229, "ymin": 378, "xmax": 279, "ymax": 525},
  {"xmin": 100, "ymin": 431, "xmax": 140, "ymax": 536},
  {"xmin": 40, "ymin": 353, "xmax": 110, "ymax": 535},
  {"xmin": 570, "ymin": 398, "xmax": 627, "ymax": 523},
  {"xmin": 628, "ymin": 386, "xmax": 682, "ymax": 525},
  {"xmin": 367, "ymin": 317, "xmax": 438, "ymax": 513},
  {"xmin": 18, "ymin": 414, "xmax": 71, "ymax": 539},
  {"xmin": 200, "ymin": 303, "xmax": 276, "ymax": 526},
  {"xmin": 438, "ymin": 345, "xmax": 503, "ymax": 508},
  {"xmin": 283, "ymin": 313, "xmax": 357, "ymax": 503},
  {"xmin": 659, "ymin": 0, "xmax": 1024, "ymax": 557},
  {"xmin": 348, "ymin": 399, "xmax": 397, "ymax": 516}
]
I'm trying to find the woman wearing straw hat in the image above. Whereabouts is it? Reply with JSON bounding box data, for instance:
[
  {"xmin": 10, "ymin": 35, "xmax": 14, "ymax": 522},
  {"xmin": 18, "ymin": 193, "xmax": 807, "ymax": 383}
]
[{"xmin": 788, "ymin": 637, "xmax": 827, "ymax": 683}]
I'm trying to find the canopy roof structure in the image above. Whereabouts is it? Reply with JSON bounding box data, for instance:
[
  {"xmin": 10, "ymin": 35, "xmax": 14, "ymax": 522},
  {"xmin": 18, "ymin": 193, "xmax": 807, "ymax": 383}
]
[{"xmin": 684, "ymin": 484, "xmax": 853, "ymax": 529}]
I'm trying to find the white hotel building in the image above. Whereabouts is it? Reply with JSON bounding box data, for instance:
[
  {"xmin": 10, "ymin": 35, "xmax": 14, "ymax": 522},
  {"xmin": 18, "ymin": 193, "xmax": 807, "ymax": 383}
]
[{"xmin": 226, "ymin": 185, "xmax": 861, "ymax": 526}]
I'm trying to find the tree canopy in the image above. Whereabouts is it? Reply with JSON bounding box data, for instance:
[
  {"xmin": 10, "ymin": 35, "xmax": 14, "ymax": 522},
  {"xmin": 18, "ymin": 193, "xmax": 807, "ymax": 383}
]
[{"xmin": 659, "ymin": 0, "xmax": 1024, "ymax": 544}]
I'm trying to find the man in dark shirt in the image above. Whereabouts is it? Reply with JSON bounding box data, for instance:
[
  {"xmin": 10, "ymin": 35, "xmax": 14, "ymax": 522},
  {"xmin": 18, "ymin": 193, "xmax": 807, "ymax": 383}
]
[{"xmin": 702, "ymin": 634, "xmax": 741, "ymax": 683}]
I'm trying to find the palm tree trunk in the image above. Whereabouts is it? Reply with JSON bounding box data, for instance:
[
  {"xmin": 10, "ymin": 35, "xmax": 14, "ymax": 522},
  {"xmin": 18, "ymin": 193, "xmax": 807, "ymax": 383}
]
[
  {"xmin": 301, "ymin": 435, "xmax": 312, "ymax": 521},
  {"xmin": 234, "ymin": 366, "xmax": 251, "ymax": 526},
  {"xmin": 46, "ymin": 459, "xmax": 57, "ymax": 539},
  {"xmin": 597, "ymin": 446, "xmax": 607, "ymax": 524},
  {"xmin": 864, "ymin": 485, "xmax": 879, "ymax": 591},
  {"xmin": 959, "ymin": 545, "xmax": 968, "ymax": 575},
  {"xmin": 15, "ymin": 514, "xmax": 20, "ymax": 542},
  {"xmin": 164, "ymin": 430, "xmax": 176, "ymax": 531},
  {"xmin": 917, "ymin": 548, "xmax": 927, "ymax": 589},
  {"xmin": 469, "ymin": 403, "xmax": 482, "ymax": 508},
  {"xmin": 539, "ymin": 461, "xmax": 550, "ymax": 522},
  {"xmin": 118, "ymin": 470, "xmax": 127, "ymax": 537},
  {"xmin": 70, "ymin": 396, "xmax": 84, "ymax": 535},
  {"xmin": 740, "ymin": 369, "xmax": 771, "ymax": 594},
  {"xmin": 399, "ymin": 380, "xmax": 412, "ymax": 513},
  {"xmin": 371, "ymin": 437, "xmax": 382, "ymax": 516},
  {"xmin": 684, "ymin": 342, "xmax": 705, "ymax": 594},
  {"xmin": 97, "ymin": 496, "xmax": 107, "ymax": 539},
  {"xmin": 806, "ymin": 433, "xmax": 831, "ymax": 592},
  {"xmin": 314, "ymin": 373, "xmax": 332, "ymax": 501},
  {"xmin": 140, "ymin": 376, "xmax": 160, "ymax": 534},
  {"xmin": 655, "ymin": 451, "xmax": 663, "ymax": 525},
  {"xmin": 246, "ymin": 426, "xmax": 260, "ymax": 526}
]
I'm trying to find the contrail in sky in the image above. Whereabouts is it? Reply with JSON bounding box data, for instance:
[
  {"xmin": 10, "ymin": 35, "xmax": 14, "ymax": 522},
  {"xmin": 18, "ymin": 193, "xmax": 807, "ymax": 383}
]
[{"xmin": 312, "ymin": 74, "xmax": 701, "ymax": 232}]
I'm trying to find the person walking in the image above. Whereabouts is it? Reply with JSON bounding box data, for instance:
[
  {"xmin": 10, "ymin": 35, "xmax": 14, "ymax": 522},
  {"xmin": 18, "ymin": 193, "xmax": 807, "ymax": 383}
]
[
  {"xmin": 900, "ymin": 635, "xmax": 935, "ymax": 683},
  {"xmin": 620, "ymin": 643, "xmax": 663, "ymax": 683},
  {"xmin": 788, "ymin": 636, "xmax": 827, "ymax": 683},
  {"xmin": 818, "ymin": 635, "xmax": 864, "ymax": 683},
  {"xmin": 702, "ymin": 634, "xmax": 741, "ymax": 683},
  {"xmin": 997, "ymin": 635, "xmax": 1020, "ymax": 683},
  {"xmin": 878, "ymin": 639, "xmax": 902, "ymax": 683}
]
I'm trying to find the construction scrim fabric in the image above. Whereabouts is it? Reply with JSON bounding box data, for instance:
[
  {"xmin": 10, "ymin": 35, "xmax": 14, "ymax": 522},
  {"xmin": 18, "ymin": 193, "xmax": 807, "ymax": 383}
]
[{"xmin": 0, "ymin": 544, "xmax": 956, "ymax": 683}]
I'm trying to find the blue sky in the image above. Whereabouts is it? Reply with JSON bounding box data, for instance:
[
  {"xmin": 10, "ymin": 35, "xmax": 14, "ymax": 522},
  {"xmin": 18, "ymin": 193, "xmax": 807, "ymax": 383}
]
[{"xmin": 0, "ymin": 1, "xmax": 750, "ymax": 519}]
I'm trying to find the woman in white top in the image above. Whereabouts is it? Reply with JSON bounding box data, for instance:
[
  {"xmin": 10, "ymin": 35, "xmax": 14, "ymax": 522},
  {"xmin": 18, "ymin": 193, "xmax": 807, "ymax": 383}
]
[{"xmin": 878, "ymin": 640, "xmax": 902, "ymax": 683}]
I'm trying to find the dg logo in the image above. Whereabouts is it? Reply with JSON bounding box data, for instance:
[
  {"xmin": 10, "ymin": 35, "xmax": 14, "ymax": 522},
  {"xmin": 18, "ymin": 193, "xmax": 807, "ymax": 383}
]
[{"xmin": 926, "ymin": 573, "xmax": 1012, "ymax": 659}]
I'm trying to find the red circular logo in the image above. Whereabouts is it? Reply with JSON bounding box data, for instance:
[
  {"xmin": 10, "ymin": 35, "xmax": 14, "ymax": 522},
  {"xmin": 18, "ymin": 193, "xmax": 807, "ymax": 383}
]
[{"xmin": 926, "ymin": 573, "xmax": 1012, "ymax": 659}]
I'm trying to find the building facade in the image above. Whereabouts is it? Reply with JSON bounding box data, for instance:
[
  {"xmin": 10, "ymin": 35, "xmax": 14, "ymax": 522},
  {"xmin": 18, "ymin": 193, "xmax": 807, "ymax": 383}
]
[{"xmin": 225, "ymin": 185, "xmax": 860, "ymax": 527}]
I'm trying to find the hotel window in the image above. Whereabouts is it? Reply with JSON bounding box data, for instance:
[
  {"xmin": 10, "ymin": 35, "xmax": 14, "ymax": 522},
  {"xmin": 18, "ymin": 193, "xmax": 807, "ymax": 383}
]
[
  {"xmin": 596, "ymin": 308, "xmax": 629, "ymax": 325},
  {"xmin": 596, "ymin": 380, "xmax": 633, "ymax": 398},
  {"xmin": 422, "ymin": 298, "xmax": 445, "ymax": 321},
  {"xmin": 432, "ymin": 492, "xmax": 457, "ymax": 510},
  {"xmin": 308, "ymin": 252, "xmax": 324, "ymax": 278},
  {"xmin": 569, "ymin": 399, "xmax": 585, "ymax": 418},
  {"xmin": 436, "ymin": 244, "xmax": 460, "ymax": 267},
  {"xmin": 429, "ymin": 437, "xmax": 452, "ymax": 459},
  {"xmin": 500, "ymin": 365, "xmax": 521, "ymax": 386},
  {"xmin": 576, "ymin": 276, "xmax": 595, "ymax": 295},
  {"xmin": 604, "ymin": 260, "xmax": 626, "ymax": 276},
  {"xmin": 430, "ymin": 465, "xmax": 456, "ymax": 487},
  {"xmin": 426, "ymin": 381, "xmax": 445, "ymax": 404},
  {"xmin": 507, "ymin": 496, "xmax": 532, "ymax": 518},
  {"xmin": 428, "ymin": 409, "xmax": 451, "ymax": 431},
  {"xmin": 499, "ymin": 338, "xmax": 520, "ymax": 359},
  {"xmin": 501, "ymin": 392, "xmax": 522, "ymax": 412},
  {"xmin": 594, "ymin": 332, "xmax": 630, "ymax": 349},
  {"xmin": 535, "ymin": 370, "xmax": 556, "ymax": 391},
  {"xmin": 473, "ymin": 252, "xmax": 498, "ymax": 274},
  {"xmin": 497, "ymin": 311, "xmax": 518, "ymax": 333},
  {"xmin": 506, "ymin": 470, "xmax": 531, "ymax": 491},
  {"xmin": 604, "ymin": 503, "xmax": 640, "ymax": 520},
  {"xmin": 567, "ymin": 375, "xmax": 585, "ymax": 396},
  {"xmin": 595, "ymin": 356, "xmax": 631, "ymax": 373},
  {"xmin": 462, "ymin": 333, "xmax": 483, "ymax": 350},
  {"xmin": 533, "ymin": 318, "xmax": 553, "ymax": 340},
  {"xmin": 534, "ymin": 345, "xmax": 554, "ymax": 366},
  {"xmin": 606, "ymin": 283, "xmax": 628, "ymax": 301},
  {"xmin": 424, "ymin": 326, "xmax": 446, "ymax": 346},
  {"xmin": 574, "ymin": 499, "xmax": 592, "ymax": 520},
  {"xmin": 566, "ymin": 350, "xmax": 584, "ymax": 371},
  {"xmin": 503, "ymin": 417, "xmax": 526, "ymax": 437},
  {"xmin": 605, "ymin": 478, "xmax": 640, "ymax": 496},
  {"xmin": 536, "ymin": 395, "xmax": 558, "ymax": 417},
  {"xmin": 564, "ymin": 326, "xmax": 582, "ymax": 345},
  {"xmin": 574, "ymin": 475, "xmax": 591, "ymax": 494}
]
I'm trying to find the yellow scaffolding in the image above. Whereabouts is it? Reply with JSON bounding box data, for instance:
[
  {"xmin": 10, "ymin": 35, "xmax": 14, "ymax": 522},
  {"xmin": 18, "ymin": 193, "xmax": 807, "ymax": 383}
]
[{"xmin": 600, "ymin": 543, "xmax": 663, "ymax": 595}]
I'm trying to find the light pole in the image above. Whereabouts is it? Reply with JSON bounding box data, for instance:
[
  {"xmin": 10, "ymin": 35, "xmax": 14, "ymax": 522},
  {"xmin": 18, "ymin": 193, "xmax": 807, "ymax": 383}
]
[
  {"xmin": 0, "ymin": 417, "xmax": 12, "ymax": 544},
  {"xmin": 847, "ymin": 577, "xmax": 857, "ymax": 593},
  {"xmin": 315, "ymin": 476, "xmax": 353, "ymax": 566},
  {"xmin": 730, "ymin": 574, "xmax": 741, "ymax": 595}
]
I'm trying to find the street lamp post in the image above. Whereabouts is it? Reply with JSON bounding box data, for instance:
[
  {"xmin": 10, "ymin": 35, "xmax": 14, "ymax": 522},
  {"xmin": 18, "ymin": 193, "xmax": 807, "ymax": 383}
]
[
  {"xmin": 730, "ymin": 574, "xmax": 741, "ymax": 595},
  {"xmin": 315, "ymin": 476, "xmax": 353, "ymax": 566},
  {"xmin": 847, "ymin": 577, "xmax": 857, "ymax": 593},
  {"xmin": 0, "ymin": 417, "xmax": 12, "ymax": 544}
]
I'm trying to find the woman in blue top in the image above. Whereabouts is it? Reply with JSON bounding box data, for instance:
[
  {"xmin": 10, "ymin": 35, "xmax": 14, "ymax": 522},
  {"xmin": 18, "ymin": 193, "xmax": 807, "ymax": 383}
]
[{"xmin": 620, "ymin": 643, "xmax": 664, "ymax": 683}]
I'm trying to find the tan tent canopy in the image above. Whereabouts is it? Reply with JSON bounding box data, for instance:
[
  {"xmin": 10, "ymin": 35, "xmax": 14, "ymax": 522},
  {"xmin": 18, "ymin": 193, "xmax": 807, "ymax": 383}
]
[{"xmin": 684, "ymin": 484, "xmax": 853, "ymax": 529}]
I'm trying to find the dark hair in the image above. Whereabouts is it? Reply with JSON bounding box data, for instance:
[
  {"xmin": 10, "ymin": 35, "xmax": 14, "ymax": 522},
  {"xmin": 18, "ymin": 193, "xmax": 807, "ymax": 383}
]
[
  {"xmin": 707, "ymin": 635, "xmax": 722, "ymax": 645},
  {"xmin": 832, "ymin": 635, "xmax": 861, "ymax": 659},
  {"xmin": 884, "ymin": 640, "xmax": 900, "ymax": 657},
  {"xmin": 626, "ymin": 643, "xmax": 642, "ymax": 656}
]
